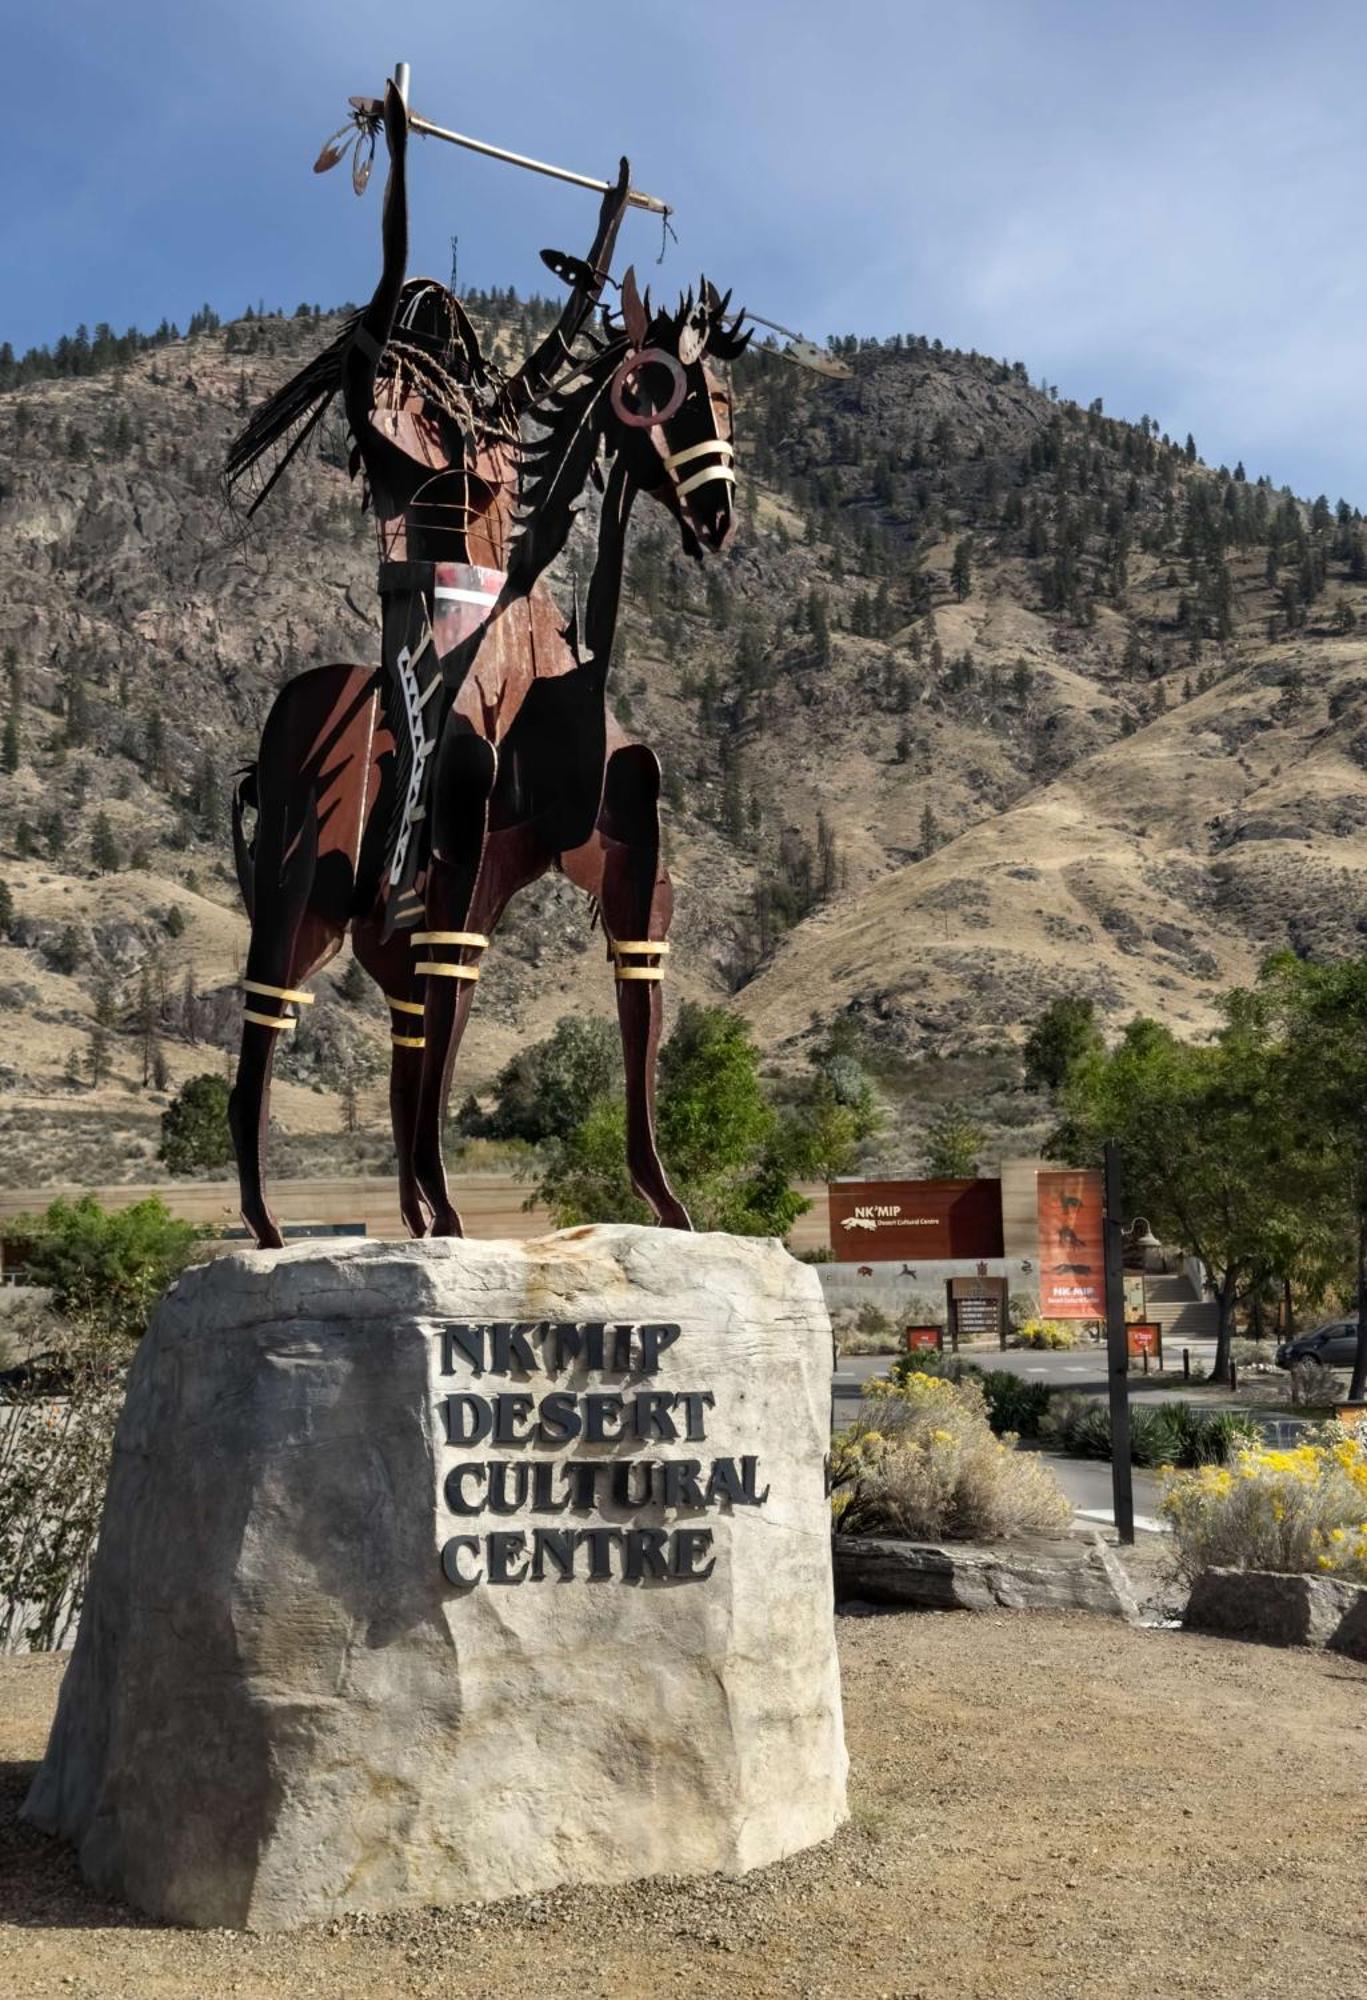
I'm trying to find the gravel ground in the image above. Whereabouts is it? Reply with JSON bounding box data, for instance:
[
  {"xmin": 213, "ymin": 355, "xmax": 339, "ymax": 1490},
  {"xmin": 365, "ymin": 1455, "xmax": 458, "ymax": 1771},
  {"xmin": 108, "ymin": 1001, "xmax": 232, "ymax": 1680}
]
[{"xmin": 3, "ymin": 1613, "xmax": 1366, "ymax": 1999}]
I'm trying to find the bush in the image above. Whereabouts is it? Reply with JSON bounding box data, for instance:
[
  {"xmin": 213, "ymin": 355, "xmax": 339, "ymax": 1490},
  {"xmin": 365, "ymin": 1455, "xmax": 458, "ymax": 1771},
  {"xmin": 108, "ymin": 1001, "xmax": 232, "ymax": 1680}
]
[
  {"xmin": 1161, "ymin": 1433, "xmax": 1367, "ymax": 1583},
  {"xmin": 0, "ymin": 1311, "xmax": 125, "ymax": 1650},
  {"xmin": 1016, "ymin": 1316, "xmax": 1078, "ymax": 1350},
  {"xmin": 3, "ymin": 1193, "xmax": 205, "ymax": 1344},
  {"xmin": 159, "ymin": 1072, "xmax": 232, "ymax": 1174},
  {"xmin": 1042, "ymin": 1393, "xmax": 1261, "ymax": 1468},
  {"xmin": 831, "ymin": 1373, "xmax": 1070, "ymax": 1542},
  {"xmin": 1042, "ymin": 1392, "xmax": 1113, "ymax": 1459},
  {"xmin": 1230, "ymin": 1337, "xmax": 1275, "ymax": 1374},
  {"xmin": 832, "ymin": 1302, "xmax": 900, "ymax": 1356},
  {"xmin": 1288, "ymin": 1356, "xmax": 1340, "ymax": 1408},
  {"xmin": 888, "ymin": 1356, "xmax": 1054, "ymax": 1439},
  {"xmin": 1008, "ymin": 1290, "xmax": 1038, "ymax": 1333},
  {"xmin": 979, "ymin": 1370, "xmax": 1055, "ymax": 1440}
]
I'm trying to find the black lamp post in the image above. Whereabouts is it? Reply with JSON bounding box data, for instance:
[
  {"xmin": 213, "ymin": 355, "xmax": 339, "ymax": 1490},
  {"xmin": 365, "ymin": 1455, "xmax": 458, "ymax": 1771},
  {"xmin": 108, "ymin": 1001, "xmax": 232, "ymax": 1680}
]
[{"xmin": 1103, "ymin": 1140, "xmax": 1135, "ymax": 1545}]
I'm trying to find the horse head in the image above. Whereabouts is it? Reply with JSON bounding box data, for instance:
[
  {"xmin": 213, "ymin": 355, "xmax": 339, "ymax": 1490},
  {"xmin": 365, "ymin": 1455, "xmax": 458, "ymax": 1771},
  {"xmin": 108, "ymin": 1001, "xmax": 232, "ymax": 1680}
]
[{"xmin": 604, "ymin": 270, "xmax": 751, "ymax": 557}]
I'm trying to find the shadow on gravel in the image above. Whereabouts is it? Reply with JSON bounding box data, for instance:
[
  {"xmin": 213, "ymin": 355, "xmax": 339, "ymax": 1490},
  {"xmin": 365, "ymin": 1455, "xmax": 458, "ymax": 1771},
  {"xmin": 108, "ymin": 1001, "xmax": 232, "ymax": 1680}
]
[{"xmin": 0, "ymin": 1761, "xmax": 158, "ymax": 1931}]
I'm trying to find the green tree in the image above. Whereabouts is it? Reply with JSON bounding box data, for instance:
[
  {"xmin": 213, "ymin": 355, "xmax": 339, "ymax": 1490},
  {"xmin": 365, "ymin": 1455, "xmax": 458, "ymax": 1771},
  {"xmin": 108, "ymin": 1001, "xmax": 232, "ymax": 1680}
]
[
  {"xmin": 158, "ymin": 1072, "xmax": 233, "ymax": 1174},
  {"xmin": 86, "ymin": 1024, "xmax": 112, "ymax": 1087},
  {"xmin": 536, "ymin": 1004, "xmax": 809, "ymax": 1237},
  {"xmin": 1251, "ymin": 954, "xmax": 1367, "ymax": 1399},
  {"xmin": 0, "ymin": 879, "xmax": 13, "ymax": 937},
  {"xmin": 950, "ymin": 536, "xmax": 974, "ymax": 602},
  {"xmin": 1054, "ymin": 1016, "xmax": 1306, "ymax": 1383},
  {"xmin": 338, "ymin": 956, "xmax": 368, "ymax": 1005},
  {"xmin": 1022, "ymin": 996, "xmax": 1103, "ymax": 1094},
  {"xmin": 3, "ymin": 1193, "xmax": 203, "ymax": 1342},
  {"xmin": 918, "ymin": 800, "xmax": 941, "ymax": 857},
  {"xmin": 2, "ymin": 704, "xmax": 18, "ymax": 774},
  {"xmin": 90, "ymin": 809, "xmax": 121, "ymax": 873},
  {"xmin": 479, "ymin": 1016, "xmax": 619, "ymax": 1146},
  {"xmin": 923, "ymin": 1109, "xmax": 984, "ymax": 1178}
]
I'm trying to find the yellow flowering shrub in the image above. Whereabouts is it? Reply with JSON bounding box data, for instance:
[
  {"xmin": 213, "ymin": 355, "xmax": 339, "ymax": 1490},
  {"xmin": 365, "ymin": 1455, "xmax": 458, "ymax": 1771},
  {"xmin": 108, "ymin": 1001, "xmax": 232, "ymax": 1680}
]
[
  {"xmin": 832, "ymin": 1371, "xmax": 1071, "ymax": 1541},
  {"xmin": 1160, "ymin": 1430, "xmax": 1367, "ymax": 1583},
  {"xmin": 1015, "ymin": 1317, "xmax": 1079, "ymax": 1351}
]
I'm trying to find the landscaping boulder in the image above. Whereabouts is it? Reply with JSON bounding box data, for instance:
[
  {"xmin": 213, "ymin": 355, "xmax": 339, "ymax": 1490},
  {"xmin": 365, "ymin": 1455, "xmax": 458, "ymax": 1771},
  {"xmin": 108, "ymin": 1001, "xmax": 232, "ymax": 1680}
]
[
  {"xmin": 833, "ymin": 1533, "xmax": 1140, "ymax": 1619},
  {"xmin": 1184, "ymin": 1566, "xmax": 1367, "ymax": 1660},
  {"xmin": 23, "ymin": 1227, "xmax": 847, "ymax": 1929}
]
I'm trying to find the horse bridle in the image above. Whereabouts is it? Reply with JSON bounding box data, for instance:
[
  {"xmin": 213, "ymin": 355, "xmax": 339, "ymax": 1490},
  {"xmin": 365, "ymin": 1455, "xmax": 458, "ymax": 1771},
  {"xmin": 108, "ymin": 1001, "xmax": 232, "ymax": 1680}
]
[{"xmin": 608, "ymin": 346, "xmax": 736, "ymax": 507}]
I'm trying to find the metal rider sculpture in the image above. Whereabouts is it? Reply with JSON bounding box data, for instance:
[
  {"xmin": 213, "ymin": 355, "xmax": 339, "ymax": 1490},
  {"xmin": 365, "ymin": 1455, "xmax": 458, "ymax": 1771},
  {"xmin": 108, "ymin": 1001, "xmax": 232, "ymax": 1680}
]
[{"xmin": 224, "ymin": 79, "xmax": 748, "ymax": 1249}]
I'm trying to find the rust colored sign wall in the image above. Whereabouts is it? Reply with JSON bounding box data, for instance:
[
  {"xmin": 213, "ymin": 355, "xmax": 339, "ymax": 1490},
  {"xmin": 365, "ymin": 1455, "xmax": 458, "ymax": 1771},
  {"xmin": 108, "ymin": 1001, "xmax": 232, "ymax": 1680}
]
[
  {"xmin": 1037, "ymin": 1169, "xmax": 1105, "ymax": 1318},
  {"xmin": 828, "ymin": 1179, "xmax": 1004, "ymax": 1264}
]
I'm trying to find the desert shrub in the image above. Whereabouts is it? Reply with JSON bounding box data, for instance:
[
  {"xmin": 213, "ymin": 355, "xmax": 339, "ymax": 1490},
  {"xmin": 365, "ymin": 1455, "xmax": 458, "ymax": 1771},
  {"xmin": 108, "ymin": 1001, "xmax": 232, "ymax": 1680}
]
[
  {"xmin": 832, "ymin": 1302, "xmax": 900, "ymax": 1356},
  {"xmin": 1008, "ymin": 1290, "xmax": 1038, "ymax": 1333},
  {"xmin": 979, "ymin": 1370, "xmax": 1054, "ymax": 1439},
  {"xmin": 903, "ymin": 1292, "xmax": 947, "ymax": 1329},
  {"xmin": 1161, "ymin": 1434, "xmax": 1367, "ymax": 1583},
  {"xmin": 1016, "ymin": 1316, "xmax": 1078, "ymax": 1350},
  {"xmin": 1230, "ymin": 1337, "xmax": 1274, "ymax": 1374},
  {"xmin": 1042, "ymin": 1393, "xmax": 1259, "ymax": 1468},
  {"xmin": 889, "ymin": 1352, "xmax": 980, "ymax": 1389},
  {"xmin": 888, "ymin": 1356, "xmax": 1054, "ymax": 1439},
  {"xmin": 1288, "ymin": 1356, "xmax": 1340, "ymax": 1408},
  {"xmin": 1042, "ymin": 1392, "xmax": 1113, "ymax": 1459},
  {"xmin": 831, "ymin": 1373, "xmax": 1070, "ymax": 1541}
]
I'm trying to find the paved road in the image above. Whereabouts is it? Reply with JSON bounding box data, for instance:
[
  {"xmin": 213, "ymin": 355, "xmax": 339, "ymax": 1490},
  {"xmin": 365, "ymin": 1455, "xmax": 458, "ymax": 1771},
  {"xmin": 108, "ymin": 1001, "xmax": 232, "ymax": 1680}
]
[{"xmin": 831, "ymin": 1339, "xmax": 1271, "ymax": 1404}]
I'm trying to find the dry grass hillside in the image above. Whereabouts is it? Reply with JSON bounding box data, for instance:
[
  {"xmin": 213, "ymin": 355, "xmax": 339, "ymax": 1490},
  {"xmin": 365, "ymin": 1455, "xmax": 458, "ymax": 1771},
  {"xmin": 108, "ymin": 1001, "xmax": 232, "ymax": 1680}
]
[{"xmin": 1, "ymin": 301, "xmax": 1364, "ymax": 1184}]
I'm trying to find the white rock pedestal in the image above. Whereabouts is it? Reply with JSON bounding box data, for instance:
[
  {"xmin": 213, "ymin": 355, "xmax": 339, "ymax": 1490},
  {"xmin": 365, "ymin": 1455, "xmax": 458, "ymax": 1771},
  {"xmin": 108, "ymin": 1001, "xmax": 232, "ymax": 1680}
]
[{"xmin": 23, "ymin": 1226, "xmax": 847, "ymax": 1929}]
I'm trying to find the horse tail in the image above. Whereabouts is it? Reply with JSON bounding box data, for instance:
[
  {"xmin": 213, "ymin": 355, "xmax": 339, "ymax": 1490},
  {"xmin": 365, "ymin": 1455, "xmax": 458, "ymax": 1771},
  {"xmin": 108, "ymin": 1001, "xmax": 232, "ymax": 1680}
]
[{"xmin": 231, "ymin": 764, "xmax": 259, "ymax": 920}]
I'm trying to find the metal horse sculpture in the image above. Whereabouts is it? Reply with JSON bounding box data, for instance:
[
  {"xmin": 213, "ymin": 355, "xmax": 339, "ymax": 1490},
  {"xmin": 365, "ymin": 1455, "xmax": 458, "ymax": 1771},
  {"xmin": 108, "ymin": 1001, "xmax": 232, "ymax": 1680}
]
[{"xmin": 224, "ymin": 82, "xmax": 748, "ymax": 1249}]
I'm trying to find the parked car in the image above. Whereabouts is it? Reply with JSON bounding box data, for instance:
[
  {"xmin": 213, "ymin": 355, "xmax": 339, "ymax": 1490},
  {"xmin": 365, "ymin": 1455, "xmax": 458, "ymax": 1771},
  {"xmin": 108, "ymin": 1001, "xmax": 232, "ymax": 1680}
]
[{"xmin": 1275, "ymin": 1320, "xmax": 1361, "ymax": 1370}]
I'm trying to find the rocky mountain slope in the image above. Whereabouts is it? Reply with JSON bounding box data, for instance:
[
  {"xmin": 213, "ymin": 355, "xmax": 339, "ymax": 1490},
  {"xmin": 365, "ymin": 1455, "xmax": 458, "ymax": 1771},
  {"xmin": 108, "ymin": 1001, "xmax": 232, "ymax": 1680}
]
[{"xmin": 1, "ymin": 300, "xmax": 1364, "ymax": 1184}]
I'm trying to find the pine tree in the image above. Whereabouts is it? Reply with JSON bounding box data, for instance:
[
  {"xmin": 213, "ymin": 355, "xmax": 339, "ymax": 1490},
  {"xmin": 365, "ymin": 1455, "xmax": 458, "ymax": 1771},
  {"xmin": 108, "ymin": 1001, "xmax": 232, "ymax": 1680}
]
[
  {"xmin": 1, "ymin": 704, "xmax": 17, "ymax": 774},
  {"xmin": 950, "ymin": 537, "xmax": 973, "ymax": 602},
  {"xmin": 339, "ymin": 956, "xmax": 368, "ymax": 1004},
  {"xmin": 87, "ymin": 1024, "xmax": 112, "ymax": 1087},
  {"xmin": 137, "ymin": 960, "xmax": 159, "ymax": 1085},
  {"xmin": 919, "ymin": 801, "xmax": 942, "ymax": 857},
  {"xmin": 0, "ymin": 879, "xmax": 12, "ymax": 936},
  {"xmin": 90, "ymin": 810, "xmax": 121, "ymax": 872}
]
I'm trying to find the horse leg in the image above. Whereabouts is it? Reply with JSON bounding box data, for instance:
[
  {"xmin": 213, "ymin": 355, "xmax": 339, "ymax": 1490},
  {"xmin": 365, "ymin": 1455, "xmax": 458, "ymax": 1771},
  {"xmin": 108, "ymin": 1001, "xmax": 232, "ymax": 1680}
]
[
  {"xmin": 229, "ymin": 789, "xmax": 322, "ymax": 1249},
  {"xmin": 563, "ymin": 744, "xmax": 692, "ymax": 1231},
  {"xmin": 410, "ymin": 731, "xmax": 500, "ymax": 1236},
  {"xmin": 351, "ymin": 915, "xmax": 431, "ymax": 1239}
]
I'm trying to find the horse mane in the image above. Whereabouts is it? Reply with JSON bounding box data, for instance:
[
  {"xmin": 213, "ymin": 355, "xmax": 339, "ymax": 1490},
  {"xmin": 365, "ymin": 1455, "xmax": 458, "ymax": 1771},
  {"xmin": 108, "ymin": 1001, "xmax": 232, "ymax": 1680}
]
[{"xmin": 503, "ymin": 332, "xmax": 630, "ymax": 598}]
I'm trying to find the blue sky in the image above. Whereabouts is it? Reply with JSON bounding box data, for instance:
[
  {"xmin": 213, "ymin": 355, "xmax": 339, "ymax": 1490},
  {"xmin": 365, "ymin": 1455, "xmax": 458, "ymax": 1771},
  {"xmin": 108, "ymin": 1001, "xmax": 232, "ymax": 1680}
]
[{"xmin": 6, "ymin": 1, "xmax": 1366, "ymax": 504}]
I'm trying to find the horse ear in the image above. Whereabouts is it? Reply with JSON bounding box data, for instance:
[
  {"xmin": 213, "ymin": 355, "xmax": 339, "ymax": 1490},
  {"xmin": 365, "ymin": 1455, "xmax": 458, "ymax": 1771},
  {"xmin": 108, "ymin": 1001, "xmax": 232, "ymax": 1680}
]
[
  {"xmin": 621, "ymin": 266, "xmax": 648, "ymax": 347},
  {"xmin": 541, "ymin": 247, "xmax": 596, "ymax": 290}
]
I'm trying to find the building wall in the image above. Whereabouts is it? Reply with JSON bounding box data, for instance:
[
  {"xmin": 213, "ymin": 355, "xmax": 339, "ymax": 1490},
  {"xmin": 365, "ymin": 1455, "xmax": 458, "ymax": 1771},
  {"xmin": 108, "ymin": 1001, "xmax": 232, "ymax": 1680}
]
[{"xmin": 817, "ymin": 1157, "xmax": 1064, "ymax": 1322}]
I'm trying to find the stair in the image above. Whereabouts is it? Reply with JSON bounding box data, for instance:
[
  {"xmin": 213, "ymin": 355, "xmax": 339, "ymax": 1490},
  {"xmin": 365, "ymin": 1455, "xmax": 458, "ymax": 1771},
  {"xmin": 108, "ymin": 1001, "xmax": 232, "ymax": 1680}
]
[{"xmin": 1139, "ymin": 1271, "xmax": 1220, "ymax": 1345}]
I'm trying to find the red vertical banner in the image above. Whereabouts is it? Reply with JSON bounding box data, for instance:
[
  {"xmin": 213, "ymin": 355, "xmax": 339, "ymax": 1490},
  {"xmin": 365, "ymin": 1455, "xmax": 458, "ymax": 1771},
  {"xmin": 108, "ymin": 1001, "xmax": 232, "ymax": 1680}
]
[{"xmin": 1037, "ymin": 1169, "xmax": 1105, "ymax": 1318}]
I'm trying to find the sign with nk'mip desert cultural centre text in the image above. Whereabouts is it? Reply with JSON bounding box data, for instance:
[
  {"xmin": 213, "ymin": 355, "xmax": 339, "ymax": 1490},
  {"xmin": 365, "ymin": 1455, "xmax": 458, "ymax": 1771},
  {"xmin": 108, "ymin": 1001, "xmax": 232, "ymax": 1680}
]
[{"xmin": 827, "ymin": 1178, "xmax": 1004, "ymax": 1263}]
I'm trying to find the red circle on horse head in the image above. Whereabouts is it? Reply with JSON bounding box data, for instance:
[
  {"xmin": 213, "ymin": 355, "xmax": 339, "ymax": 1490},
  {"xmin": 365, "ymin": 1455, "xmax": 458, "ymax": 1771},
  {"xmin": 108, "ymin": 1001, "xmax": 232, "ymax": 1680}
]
[{"xmin": 610, "ymin": 348, "xmax": 687, "ymax": 429}]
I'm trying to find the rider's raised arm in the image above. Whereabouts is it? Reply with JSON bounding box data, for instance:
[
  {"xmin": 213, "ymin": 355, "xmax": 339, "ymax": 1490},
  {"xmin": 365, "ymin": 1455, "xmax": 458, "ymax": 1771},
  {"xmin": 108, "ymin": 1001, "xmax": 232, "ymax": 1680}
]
[
  {"xmin": 341, "ymin": 82, "xmax": 410, "ymax": 432},
  {"xmin": 506, "ymin": 158, "xmax": 633, "ymax": 415}
]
